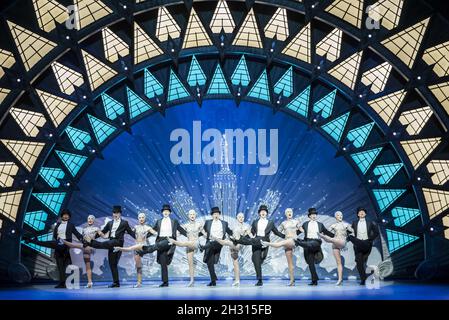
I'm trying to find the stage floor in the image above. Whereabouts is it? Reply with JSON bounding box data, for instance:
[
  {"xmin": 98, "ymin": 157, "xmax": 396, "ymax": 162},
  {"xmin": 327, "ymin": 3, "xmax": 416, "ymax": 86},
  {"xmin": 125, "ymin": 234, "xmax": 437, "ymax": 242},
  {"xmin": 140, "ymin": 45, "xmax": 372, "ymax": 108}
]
[{"xmin": 1, "ymin": 280, "xmax": 449, "ymax": 300}]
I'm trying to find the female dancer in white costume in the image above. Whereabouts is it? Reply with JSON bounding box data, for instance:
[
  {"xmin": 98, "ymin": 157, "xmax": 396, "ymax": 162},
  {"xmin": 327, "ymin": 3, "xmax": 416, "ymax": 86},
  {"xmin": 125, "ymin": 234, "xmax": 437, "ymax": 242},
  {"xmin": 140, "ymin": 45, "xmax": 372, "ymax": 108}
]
[
  {"xmin": 318, "ymin": 211, "xmax": 354, "ymax": 286},
  {"xmin": 261, "ymin": 208, "xmax": 302, "ymax": 286},
  {"xmin": 61, "ymin": 215, "xmax": 104, "ymax": 288},
  {"xmin": 212, "ymin": 212, "xmax": 251, "ymax": 286},
  {"xmin": 112, "ymin": 212, "xmax": 157, "ymax": 287},
  {"xmin": 167, "ymin": 209, "xmax": 204, "ymax": 287}
]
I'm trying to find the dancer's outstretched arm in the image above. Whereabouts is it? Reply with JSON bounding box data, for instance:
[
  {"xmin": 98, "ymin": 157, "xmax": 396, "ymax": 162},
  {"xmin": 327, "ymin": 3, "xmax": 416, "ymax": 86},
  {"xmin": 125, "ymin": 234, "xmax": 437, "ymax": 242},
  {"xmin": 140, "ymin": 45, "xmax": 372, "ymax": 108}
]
[
  {"xmin": 346, "ymin": 224, "xmax": 354, "ymax": 235},
  {"xmin": 71, "ymin": 225, "xmax": 83, "ymax": 242},
  {"xmin": 271, "ymin": 223, "xmax": 286, "ymax": 239},
  {"xmin": 148, "ymin": 227, "xmax": 157, "ymax": 236}
]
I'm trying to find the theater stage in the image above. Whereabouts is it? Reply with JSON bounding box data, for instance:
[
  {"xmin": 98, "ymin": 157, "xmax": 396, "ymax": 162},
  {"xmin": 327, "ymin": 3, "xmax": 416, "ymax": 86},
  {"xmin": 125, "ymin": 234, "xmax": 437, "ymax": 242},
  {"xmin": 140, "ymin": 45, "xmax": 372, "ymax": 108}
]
[{"xmin": 1, "ymin": 280, "xmax": 448, "ymax": 300}]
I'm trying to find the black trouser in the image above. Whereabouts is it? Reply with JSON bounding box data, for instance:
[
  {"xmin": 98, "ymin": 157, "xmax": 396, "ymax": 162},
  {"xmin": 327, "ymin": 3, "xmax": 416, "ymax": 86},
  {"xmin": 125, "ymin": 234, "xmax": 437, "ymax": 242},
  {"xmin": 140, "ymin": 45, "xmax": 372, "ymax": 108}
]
[
  {"xmin": 204, "ymin": 241, "xmax": 223, "ymax": 282},
  {"xmin": 237, "ymin": 236, "xmax": 268, "ymax": 281},
  {"xmin": 141, "ymin": 239, "xmax": 172, "ymax": 282},
  {"xmin": 90, "ymin": 238, "xmax": 122, "ymax": 284},
  {"xmin": 156, "ymin": 238, "xmax": 172, "ymax": 283},
  {"xmin": 30, "ymin": 239, "xmax": 71, "ymax": 285},
  {"xmin": 295, "ymin": 238, "xmax": 322, "ymax": 282},
  {"xmin": 348, "ymin": 236, "xmax": 373, "ymax": 281}
]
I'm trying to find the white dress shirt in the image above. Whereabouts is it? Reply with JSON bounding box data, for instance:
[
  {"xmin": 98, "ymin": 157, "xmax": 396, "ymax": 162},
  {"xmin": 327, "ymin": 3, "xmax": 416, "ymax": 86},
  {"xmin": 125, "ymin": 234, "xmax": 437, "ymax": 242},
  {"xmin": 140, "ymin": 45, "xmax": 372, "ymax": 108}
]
[
  {"xmin": 357, "ymin": 219, "xmax": 369, "ymax": 240},
  {"xmin": 111, "ymin": 218, "xmax": 121, "ymax": 238},
  {"xmin": 257, "ymin": 218, "xmax": 268, "ymax": 237},
  {"xmin": 210, "ymin": 219, "xmax": 224, "ymax": 239},
  {"xmin": 159, "ymin": 217, "xmax": 173, "ymax": 237},
  {"xmin": 57, "ymin": 221, "xmax": 67, "ymax": 240},
  {"xmin": 307, "ymin": 220, "xmax": 319, "ymax": 239}
]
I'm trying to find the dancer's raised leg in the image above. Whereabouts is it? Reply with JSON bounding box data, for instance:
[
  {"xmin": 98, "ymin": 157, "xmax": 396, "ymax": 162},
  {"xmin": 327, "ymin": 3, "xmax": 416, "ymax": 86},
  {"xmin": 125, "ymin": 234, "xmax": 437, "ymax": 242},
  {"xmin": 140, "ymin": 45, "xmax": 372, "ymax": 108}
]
[
  {"xmin": 62, "ymin": 239, "xmax": 84, "ymax": 249},
  {"xmin": 168, "ymin": 238, "xmax": 196, "ymax": 250},
  {"xmin": 261, "ymin": 239, "xmax": 295, "ymax": 248},
  {"xmin": 319, "ymin": 233, "xmax": 346, "ymax": 249},
  {"xmin": 113, "ymin": 243, "xmax": 145, "ymax": 252}
]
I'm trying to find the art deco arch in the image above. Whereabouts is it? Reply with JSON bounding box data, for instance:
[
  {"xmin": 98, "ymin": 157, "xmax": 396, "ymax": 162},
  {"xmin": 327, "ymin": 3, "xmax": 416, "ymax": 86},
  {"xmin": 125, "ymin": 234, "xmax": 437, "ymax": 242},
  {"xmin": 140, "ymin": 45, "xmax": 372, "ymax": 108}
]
[{"xmin": 0, "ymin": 0, "xmax": 449, "ymax": 279}]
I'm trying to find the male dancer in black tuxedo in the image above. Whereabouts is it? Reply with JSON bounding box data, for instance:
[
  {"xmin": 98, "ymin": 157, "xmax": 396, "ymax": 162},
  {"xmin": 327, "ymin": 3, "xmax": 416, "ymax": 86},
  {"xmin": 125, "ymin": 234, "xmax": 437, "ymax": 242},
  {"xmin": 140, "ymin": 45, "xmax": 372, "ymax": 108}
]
[
  {"xmin": 138, "ymin": 204, "xmax": 187, "ymax": 287},
  {"xmin": 347, "ymin": 207, "xmax": 379, "ymax": 285},
  {"xmin": 84, "ymin": 205, "xmax": 135, "ymax": 287},
  {"xmin": 26, "ymin": 209, "xmax": 83, "ymax": 288},
  {"xmin": 199, "ymin": 206, "xmax": 233, "ymax": 286},
  {"xmin": 233, "ymin": 205, "xmax": 285, "ymax": 286},
  {"xmin": 294, "ymin": 208, "xmax": 334, "ymax": 286}
]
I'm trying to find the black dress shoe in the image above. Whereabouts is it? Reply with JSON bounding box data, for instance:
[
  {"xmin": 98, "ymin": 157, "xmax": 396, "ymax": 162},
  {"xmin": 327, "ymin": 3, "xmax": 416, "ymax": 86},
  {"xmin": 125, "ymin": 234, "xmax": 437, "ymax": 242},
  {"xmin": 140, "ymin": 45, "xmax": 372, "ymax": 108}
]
[
  {"xmin": 54, "ymin": 283, "xmax": 66, "ymax": 289},
  {"xmin": 255, "ymin": 280, "xmax": 263, "ymax": 286},
  {"xmin": 207, "ymin": 281, "xmax": 216, "ymax": 287},
  {"xmin": 108, "ymin": 283, "xmax": 120, "ymax": 288},
  {"xmin": 308, "ymin": 281, "xmax": 318, "ymax": 286},
  {"xmin": 159, "ymin": 282, "xmax": 169, "ymax": 287}
]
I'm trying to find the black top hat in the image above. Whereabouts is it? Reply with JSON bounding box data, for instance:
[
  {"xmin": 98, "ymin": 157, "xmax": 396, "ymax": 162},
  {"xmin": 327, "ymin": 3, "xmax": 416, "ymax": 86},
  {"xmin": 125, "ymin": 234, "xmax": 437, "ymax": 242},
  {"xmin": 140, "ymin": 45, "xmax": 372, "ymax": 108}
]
[
  {"xmin": 258, "ymin": 205, "xmax": 269, "ymax": 214},
  {"xmin": 161, "ymin": 204, "xmax": 172, "ymax": 212},
  {"xmin": 60, "ymin": 209, "xmax": 71, "ymax": 217},
  {"xmin": 112, "ymin": 205, "xmax": 122, "ymax": 213},
  {"xmin": 308, "ymin": 208, "xmax": 318, "ymax": 217},
  {"xmin": 210, "ymin": 207, "xmax": 221, "ymax": 215}
]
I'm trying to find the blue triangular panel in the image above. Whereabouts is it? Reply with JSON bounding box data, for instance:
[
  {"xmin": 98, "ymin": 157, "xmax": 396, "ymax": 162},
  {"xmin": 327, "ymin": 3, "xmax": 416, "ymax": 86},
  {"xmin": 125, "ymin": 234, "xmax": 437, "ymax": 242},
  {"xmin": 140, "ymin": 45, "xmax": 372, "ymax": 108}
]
[
  {"xmin": 391, "ymin": 207, "xmax": 421, "ymax": 227},
  {"xmin": 321, "ymin": 112, "xmax": 350, "ymax": 142},
  {"xmin": 144, "ymin": 69, "xmax": 164, "ymax": 98},
  {"xmin": 87, "ymin": 114, "xmax": 117, "ymax": 144},
  {"xmin": 187, "ymin": 55, "xmax": 207, "ymax": 87},
  {"xmin": 373, "ymin": 163, "xmax": 404, "ymax": 184},
  {"xmin": 101, "ymin": 93, "xmax": 125, "ymax": 120},
  {"xmin": 274, "ymin": 67, "xmax": 293, "ymax": 98},
  {"xmin": 55, "ymin": 150, "xmax": 88, "ymax": 177},
  {"xmin": 373, "ymin": 189, "xmax": 406, "ymax": 212},
  {"xmin": 247, "ymin": 69, "xmax": 270, "ymax": 102},
  {"xmin": 22, "ymin": 232, "xmax": 53, "ymax": 256},
  {"xmin": 207, "ymin": 64, "xmax": 230, "ymax": 94},
  {"xmin": 350, "ymin": 148, "xmax": 383, "ymax": 174},
  {"xmin": 168, "ymin": 70, "xmax": 190, "ymax": 102},
  {"xmin": 231, "ymin": 55, "xmax": 250, "ymax": 86},
  {"xmin": 65, "ymin": 126, "xmax": 91, "ymax": 150},
  {"xmin": 386, "ymin": 229, "xmax": 419, "ymax": 253},
  {"xmin": 32, "ymin": 192, "xmax": 66, "ymax": 215},
  {"xmin": 346, "ymin": 122, "xmax": 375, "ymax": 148},
  {"xmin": 39, "ymin": 167, "xmax": 65, "ymax": 188},
  {"xmin": 127, "ymin": 87, "xmax": 152, "ymax": 119},
  {"xmin": 24, "ymin": 210, "xmax": 49, "ymax": 231},
  {"xmin": 286, "ymin": 86, "xmax": 310, "ymax": 117},
  {"xmin": 313, "ymin": 90, "xmax": 336, "ymax": 118}
]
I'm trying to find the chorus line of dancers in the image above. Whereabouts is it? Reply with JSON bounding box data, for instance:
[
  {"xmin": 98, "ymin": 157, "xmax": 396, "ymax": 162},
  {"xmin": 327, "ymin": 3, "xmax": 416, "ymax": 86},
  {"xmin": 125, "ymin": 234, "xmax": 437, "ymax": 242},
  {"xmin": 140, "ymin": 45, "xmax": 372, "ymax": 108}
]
[{"xmin": 25, "ymin": 204, "xmax": 379, "ymax": 289}]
